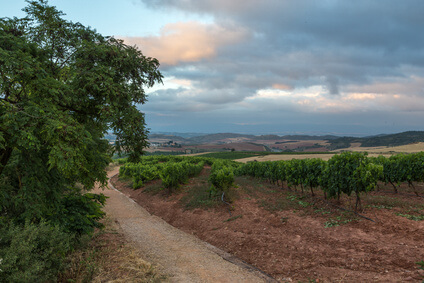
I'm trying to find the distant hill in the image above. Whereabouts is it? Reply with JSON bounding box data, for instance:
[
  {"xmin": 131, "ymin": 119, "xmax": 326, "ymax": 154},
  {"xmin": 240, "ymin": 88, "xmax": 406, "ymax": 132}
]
[
  {"xmin": 144, "ymin": 131, "xmax": 424, "ymax": 151},
  {"xmin": 148, "ymin": 134, "xmax": 188, "ymax": 143},
  {"xmin": 151, "ymin": 132, "xmax": 206, "ymax": 138},
  {"xmin": 328, "ymin": 131, "xmax": 424, "ymax": 149},
  {"xmin": 278, "ymin": 135, "xmax": 340, "ymax": 141},
  {"xmin": 149, "ymin": 132, "xmax": 340, "ymax": 143},
  {"xmin": 187, "ymin": 133, "xmax": 255, "ymax": 144}
]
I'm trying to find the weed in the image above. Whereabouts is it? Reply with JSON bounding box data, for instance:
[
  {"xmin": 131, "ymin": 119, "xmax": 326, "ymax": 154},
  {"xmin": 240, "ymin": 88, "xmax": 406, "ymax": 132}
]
[
  {"xmin": 367, "ymin": 204, "xmax": 393, "ymax": 210},
  {"xmin": 324, "ymin": 219, "xmax": 340, "ymax": 228},
  {"xmin": 280, "ymin": 217, "xmax": 289, "ymax": 223},
  {"xmin": 259, "ymin": 196, "xmax": 299, "ymax": 212},
  {"xmin": 364, "ymin": 195, "xmax": 414, "ymax": 209},
  {"xmin": 287, "ymin": 194, "xmax": 298, "ymax": 201},
  {"xmin": 180, "ymin": 184, "xmax": 219, "ymax": 210},
  {"xmin": 298, "ymin": 200, "xmax": 310, "ymax": 208},
  {"xmin": 417, "ymin": 260, "xmax": 424, "ymax": 281},
  {"xmin": 324, "ymin": 215, "xmax": 355, "ymax": 228},
  {"xmin": 314, "ymin": 208, "xmax": 331, "ymax": 215},
  {"xmin": 286, "ymin": 194, "xmax": 310, "ymax": 208},
  {"xmin": 396, "ymin": 213, "xmax": 424, "ymax": 221},
  {"xmin": 224, "ymin": 215, "xmax": 243, "ymax": 222},
  {"xmin": 143, "ymin": 181, "xmax": 164, "ymax": 195}
]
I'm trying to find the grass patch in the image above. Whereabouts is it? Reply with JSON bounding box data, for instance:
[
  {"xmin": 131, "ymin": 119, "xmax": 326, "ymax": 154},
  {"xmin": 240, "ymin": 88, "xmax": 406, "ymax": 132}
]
[
  {"xmin": 363, "ymin": 195, "xmax": 413, "ymax": 209},
  {"xmin": 224, "ymin": 215, "xmax": 243, "ymax": 222},
  {"xmin": 235, "ymin": 176, "xmax": 282, "ymax": 197},
  {"xmin": 200, "ymin": 151, "xmax": 336, "ymax": 160},
  {"xmin": 180, "ymin": 183, "xmax": 219, "ymax": 210},
  {"xmin": 181, "ymin": 182, "xmax": 239, "ymax": 210},
  {"xmin": 143, "ymin": 180, "xmax": 164, "ymax": 195},
  {"xmin": 199, "ymin": 152, "xmax": 264, "ymax": 160},
  {"xmin": 58, "ymin": 217, "xmax": 166, "ymax": 282},
  {"xmin": 367, "ymin": 204, "xmax": 393, "ymax": 210},
  {"xmin": 396, "ymin": 214, "xmax": 424, "ymax": 221},
  {"xmin": 314, "ymin": 207, "xmax": 331, "ymax": 215},
  {"xmin": 324, "ymin": 213, "xmax": 358, "ymax": 228}
]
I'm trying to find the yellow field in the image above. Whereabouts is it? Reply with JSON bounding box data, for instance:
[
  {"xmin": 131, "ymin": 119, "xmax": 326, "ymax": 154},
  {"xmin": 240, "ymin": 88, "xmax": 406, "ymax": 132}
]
[
  {"xmin": 152, "ymin": 142, "xmax": 424, "ymax": 163},
  {"xmin": 233, "ymin": 147, "xmax": 423, "ymax": 163},
  {"xmin": 336, "ymin": 142, "xmax": 424, "ymax": 154},
  {"xmin": 235, "ymin": 154, "xmax": 336, "ymax": 163}
]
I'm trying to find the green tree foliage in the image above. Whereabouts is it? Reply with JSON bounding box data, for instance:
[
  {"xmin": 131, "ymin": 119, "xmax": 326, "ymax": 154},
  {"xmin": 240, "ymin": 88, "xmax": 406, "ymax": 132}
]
[
  {"xmin": 0, "ymin": 1, "xmax": 162, "ymax": 232},
  {"xmin": 0, "ymin": 221, "xmax": 72, "ymax": 282}
]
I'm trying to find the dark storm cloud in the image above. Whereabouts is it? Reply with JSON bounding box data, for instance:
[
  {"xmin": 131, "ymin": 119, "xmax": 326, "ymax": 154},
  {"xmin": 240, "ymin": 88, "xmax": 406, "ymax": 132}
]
[
  {"xmin": 143, "ymin": 0, "xmax": 424, "ymax": 90},
  {"xmin": 136, "ymin": 0, "xmax": 424, "ymax": 134}
]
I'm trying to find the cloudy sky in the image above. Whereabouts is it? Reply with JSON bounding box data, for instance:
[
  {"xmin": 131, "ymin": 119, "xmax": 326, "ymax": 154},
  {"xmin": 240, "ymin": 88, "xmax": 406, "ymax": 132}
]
[{"xmin": 3, "ymin": 0, "xmax": 424, "ymax": 136}]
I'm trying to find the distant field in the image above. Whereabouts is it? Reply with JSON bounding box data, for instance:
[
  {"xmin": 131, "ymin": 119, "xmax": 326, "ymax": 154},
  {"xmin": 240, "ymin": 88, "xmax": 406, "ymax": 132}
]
[
  {"xmin": 338, "ymin": 142, "xmax": 424, "ymax": 154},
  {"xmin": 195, "ymin": 152, "xmax": 264, "ymax": 160},
  {"xmin": 234, "ymin": 152, "xmax": 401, "ymax": 163},
  {"xmin": 183, "ymin": 151, "xmax": 337, "ymax": 161},
  {"xmin": 234, "ymin": 142, "xmax": 424, "ymax": 163},
  {"xmin": 235, "ymin": 153, "xmax": 336, "ymax": 163}
]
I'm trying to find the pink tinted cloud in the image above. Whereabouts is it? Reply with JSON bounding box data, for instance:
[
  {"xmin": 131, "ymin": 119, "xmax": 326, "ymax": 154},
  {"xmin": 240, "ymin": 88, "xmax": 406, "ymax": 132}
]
[
  {"xmin": 120, "ymin": 21, "xmax": 248, "ymax": 66},
  {"xmin": 346, "ymin": 76, "xmax": 424, "ymax": 96},
  {"xmin": 272, "ymin": 83, "xmax": 293, "ymax": 90}
]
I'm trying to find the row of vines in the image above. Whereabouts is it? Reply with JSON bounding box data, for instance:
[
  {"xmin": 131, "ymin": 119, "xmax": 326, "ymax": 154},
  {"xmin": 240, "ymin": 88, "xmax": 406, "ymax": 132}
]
[
  {"xmin": 119, "ymin": 156, "xmax": 237, "ymax": 198},
  {"xmin": 118, "ymin": 152, "xmax": 424, "ymax": 211},
  {"xmin": 236, "ymin": 152, "xmax": 424, "ymax": 211}
]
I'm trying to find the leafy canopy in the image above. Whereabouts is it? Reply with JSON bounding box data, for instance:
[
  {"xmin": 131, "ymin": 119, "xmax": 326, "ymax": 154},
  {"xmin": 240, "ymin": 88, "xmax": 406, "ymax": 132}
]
[{"xmin": 0, "ymin": 0, "xmax": 162, "ymax": 232}]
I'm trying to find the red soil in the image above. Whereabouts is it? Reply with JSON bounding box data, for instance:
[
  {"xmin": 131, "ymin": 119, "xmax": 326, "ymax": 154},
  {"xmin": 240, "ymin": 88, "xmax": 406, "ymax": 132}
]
[{"xmin": 111, "ymin": 175, "xmax": 424, "ymax": 282}]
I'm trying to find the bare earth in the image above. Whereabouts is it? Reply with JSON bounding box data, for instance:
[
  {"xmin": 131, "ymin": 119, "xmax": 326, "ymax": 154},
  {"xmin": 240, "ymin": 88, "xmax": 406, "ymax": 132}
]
[
  {"xmin": 95, "ymin": 168, "xmax": 272, "ymax": 282},
  {"xmin": 110, "ymin": 170, "xmax": 424, "ymax": 282}
]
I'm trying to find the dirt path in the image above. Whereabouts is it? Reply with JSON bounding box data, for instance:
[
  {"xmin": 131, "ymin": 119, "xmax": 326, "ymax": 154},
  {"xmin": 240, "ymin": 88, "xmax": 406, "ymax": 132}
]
[{"xmin": 95, "ymin": 167, "xmax": 273, "ymax": 282}]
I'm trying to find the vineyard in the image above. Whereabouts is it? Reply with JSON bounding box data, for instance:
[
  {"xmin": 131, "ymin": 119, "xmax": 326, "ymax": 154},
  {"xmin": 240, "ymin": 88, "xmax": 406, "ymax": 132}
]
[
  {"xmin": 114, "ymin": 152, "xmax": 424, "ymax": 281},
  {"xmin": 118, "ymin": 152, "xmax": 424, "ymax": 212}
]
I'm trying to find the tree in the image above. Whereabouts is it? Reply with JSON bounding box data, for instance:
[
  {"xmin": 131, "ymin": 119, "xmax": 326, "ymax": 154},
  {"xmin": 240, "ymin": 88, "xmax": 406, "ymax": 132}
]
[{"xmin": 0, "ymin": 0, "xmax": 162, "ymax": 233}]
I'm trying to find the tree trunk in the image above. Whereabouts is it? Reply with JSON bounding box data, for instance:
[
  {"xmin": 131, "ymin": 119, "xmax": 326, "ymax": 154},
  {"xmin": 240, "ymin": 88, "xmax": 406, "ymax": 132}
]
[
  {"xmin": 408, "ymin": 181, "xmax": 419, "ymax": 197},
  {"xmin": 389, "ymin": 181, "xmax": 398, "ymax": 193},
  {"xmin": 355, "ymin": 192, "xmax": 362, "ymax": 212}
]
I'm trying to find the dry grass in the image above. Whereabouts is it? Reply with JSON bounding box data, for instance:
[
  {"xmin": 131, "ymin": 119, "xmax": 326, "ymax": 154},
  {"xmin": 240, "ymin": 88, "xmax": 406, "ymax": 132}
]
[
  {"xmin": 235, "ymin": 153, "xmax": 336, "ymax": 163},
  {"xmin": 337, "ymin": 142, "xmax": 424, "ymax": 154},
  {"xmin": 182, "ymin": 152, "xmax": 214, "ymax": 156},
  {"xmin": 234, "ymin": 142, "xmax": 424, "ymax": 163},
  {"xmin": 59, "ymin": 217, "xmax": 166, "ymax": 283}
]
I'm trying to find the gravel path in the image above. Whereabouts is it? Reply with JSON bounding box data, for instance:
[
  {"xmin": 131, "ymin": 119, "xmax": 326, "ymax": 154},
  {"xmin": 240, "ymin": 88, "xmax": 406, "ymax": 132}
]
[{"xmin": 95, "ymin": 168, "xmax": 273, "ymax": 282}]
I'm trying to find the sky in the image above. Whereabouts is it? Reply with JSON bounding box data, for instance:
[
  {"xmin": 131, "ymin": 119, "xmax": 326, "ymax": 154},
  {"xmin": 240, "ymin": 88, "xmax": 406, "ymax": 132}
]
[{"xmin": 2, "ymin": 0, "xmax": 424, "ymax": 137}]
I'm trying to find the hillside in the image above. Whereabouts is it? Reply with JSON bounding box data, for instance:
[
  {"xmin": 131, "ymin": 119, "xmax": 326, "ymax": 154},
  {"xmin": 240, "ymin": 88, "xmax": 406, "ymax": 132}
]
[
  {"xmin": 328, "ymin": 131, "xmax": 424, "ymax": 150},
  {"xmin": 149, "ymin": 132, "xmax": 340, "ymax": 144},
  {"xmin": 146, "ymin": 131, "xmax": 424, "ymax": 153}
]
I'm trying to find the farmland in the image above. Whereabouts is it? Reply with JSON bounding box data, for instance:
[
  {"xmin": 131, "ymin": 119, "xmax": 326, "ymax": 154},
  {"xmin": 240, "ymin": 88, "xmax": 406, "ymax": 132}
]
[
  {"xmin": 113, "ymin": 154, "xmax": 424, "ymax": 282},
  {"xmin": 146, "ymin": 131, "xmax": 424, "ymax": 157}
]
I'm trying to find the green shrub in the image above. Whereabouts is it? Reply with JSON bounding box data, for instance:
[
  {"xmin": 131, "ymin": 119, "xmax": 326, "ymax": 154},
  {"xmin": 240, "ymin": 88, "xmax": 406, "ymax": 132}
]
[
  {"xmin": 49, "ymin": 192, "xmax": 107, "ymax": 236},
  {"xmin": 0, "ymin": 221, "xmax": 73, "ymax": 282},
  {"xmin": 208, "ymin": 164, "xmax": 234, "ymax": 199}
]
